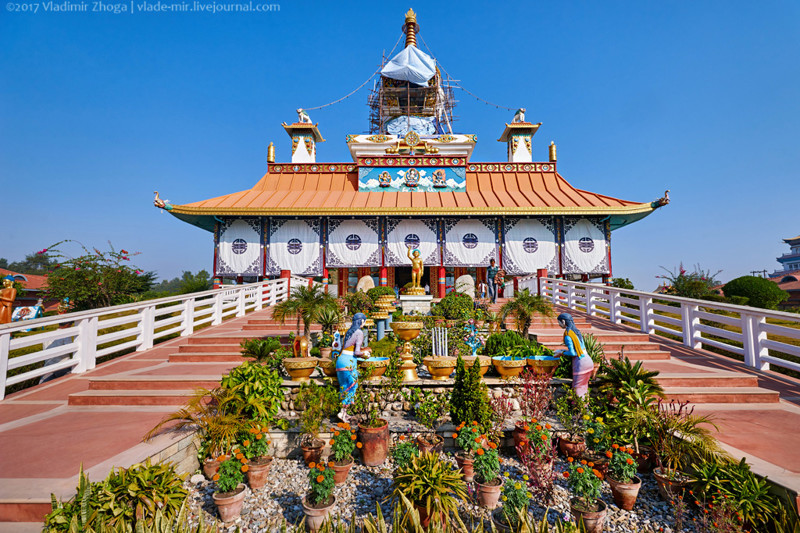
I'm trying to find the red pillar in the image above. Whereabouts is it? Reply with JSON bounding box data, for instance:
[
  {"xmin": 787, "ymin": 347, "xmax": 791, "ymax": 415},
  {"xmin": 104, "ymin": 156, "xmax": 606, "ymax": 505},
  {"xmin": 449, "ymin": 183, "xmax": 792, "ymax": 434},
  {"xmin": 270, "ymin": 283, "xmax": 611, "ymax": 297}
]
[
  {"xmin": 280, "ymin": 270, "xmax": 291, "ymax": 280},
  {"xmin": 438, "ymin": 266, "xmax": 446, "ymax": 297},
  {"xmin": 379, "ymin": 266, "xmax": 387, "ymax": 287},
  {"xmin": 323, "ymin": 267, "xmax": 329, "ymax": 293},
  {"xmin": 536, "ymin": 268, "xmax": 548, "ymax": 294}
]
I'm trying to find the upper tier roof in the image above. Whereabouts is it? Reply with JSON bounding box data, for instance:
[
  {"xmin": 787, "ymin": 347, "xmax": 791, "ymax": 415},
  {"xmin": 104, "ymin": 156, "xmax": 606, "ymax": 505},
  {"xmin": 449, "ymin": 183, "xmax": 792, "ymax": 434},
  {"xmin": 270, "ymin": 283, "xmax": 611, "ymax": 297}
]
[{"xmin": 166, "ymin": 163, "xmax": 666, "ymax": 232}]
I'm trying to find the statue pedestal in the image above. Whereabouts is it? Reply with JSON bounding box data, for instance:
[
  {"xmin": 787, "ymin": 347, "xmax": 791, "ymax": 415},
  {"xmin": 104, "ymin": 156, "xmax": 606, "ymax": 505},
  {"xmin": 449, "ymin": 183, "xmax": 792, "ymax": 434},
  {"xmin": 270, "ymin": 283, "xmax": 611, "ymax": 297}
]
[{"xmin": 399, "ymin": 295, "xmax": 433, "ymax": 316}]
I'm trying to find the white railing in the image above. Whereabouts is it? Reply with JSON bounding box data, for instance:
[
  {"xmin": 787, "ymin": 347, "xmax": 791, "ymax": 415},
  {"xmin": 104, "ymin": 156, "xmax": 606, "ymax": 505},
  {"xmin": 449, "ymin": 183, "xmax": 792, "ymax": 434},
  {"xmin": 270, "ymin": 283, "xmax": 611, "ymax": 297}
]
[
  {"xmin": 518, "ymin": 275, "xmax": 800, "ymax": 375},
  {"xmin": 0, "ymin": 278, "xmax": 293, "ymax": 400}
]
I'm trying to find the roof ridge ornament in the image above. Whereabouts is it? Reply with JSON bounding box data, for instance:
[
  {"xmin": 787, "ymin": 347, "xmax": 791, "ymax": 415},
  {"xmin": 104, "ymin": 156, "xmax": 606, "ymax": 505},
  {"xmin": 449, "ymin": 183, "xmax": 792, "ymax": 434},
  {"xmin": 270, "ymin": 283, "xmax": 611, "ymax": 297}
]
[{"xmin": 403, "ymin": 8, "xmax": 418, "ymax": 48}]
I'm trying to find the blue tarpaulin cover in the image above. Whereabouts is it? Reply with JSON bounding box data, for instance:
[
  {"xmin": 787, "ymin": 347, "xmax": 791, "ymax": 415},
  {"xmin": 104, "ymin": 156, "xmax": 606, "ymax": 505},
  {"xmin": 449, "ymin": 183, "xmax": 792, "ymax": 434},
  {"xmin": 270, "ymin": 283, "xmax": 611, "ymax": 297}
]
[{"xmin": 380, "ymin": 45, "xmax": 436, "ymax": 85}]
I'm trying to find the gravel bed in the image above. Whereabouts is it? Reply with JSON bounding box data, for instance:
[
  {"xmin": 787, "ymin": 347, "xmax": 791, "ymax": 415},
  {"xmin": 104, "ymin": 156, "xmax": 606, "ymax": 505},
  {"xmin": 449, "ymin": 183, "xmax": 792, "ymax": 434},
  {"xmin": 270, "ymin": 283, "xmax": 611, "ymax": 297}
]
[{"xmin": 186, "ymin": 451, "xmax": 702, "ymax": 533}]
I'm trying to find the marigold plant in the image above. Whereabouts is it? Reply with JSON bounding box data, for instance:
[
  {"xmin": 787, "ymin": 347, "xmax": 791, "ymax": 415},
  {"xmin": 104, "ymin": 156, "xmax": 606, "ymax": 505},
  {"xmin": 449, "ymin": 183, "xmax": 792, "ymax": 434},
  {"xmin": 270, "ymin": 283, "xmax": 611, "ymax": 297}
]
[
  {"xmin": 214, "ymin": 451, "xmax": 248, "ymax": 494},
  {"xmin": 472, "ymin": 443, "xmax": 500, "ymax": 483},
  {"xmin": 240, "ymin": 424, "xmax": 271, "ymax": 460},
  {"xmin": 307, "ymin": 462, "xmax": 335, "ymax": 505},
  {"xmin": 391, "ymin": 439, "xmax": 420, "ymax": 470},
  {"xmin": 564, "ymin": 458, "xmax": 603, "ymax": 510},
  {"xmin": 524, "ymin": 420, "xmax": 553, "ymax": 461},
  {"xmin": 607, "ymin": 444, "xmax": 638, "ymax": 484},
  {"xmin": 330, "ymin": 422, "xmax": 356, "ymax": 463},
  {"xmin": 585, "ymin": 417, "xmax": 610, "ymax": 452},
  {"xmin": 453, "ymin": 421, "xmax": 486, "ymax": 458},
  {"xmin": 500, "ymin": 472, "xmax": 531, "ymax": 526}
]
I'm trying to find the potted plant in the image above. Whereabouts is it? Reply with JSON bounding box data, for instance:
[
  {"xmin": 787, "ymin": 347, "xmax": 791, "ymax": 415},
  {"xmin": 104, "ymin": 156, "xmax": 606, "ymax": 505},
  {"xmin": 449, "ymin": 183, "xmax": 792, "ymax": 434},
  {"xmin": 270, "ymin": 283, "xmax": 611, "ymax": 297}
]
[
  {"xmin": 605, "ymin": 444, "xmax": 641, "ymax": 510},
  {"xmin": 524, "ymin": 420, "xmax": 555, "ymax": 472},
  {"xmin": 315, "ymin": 307, "xmax": 341, "ymax": 359},
  {"xmin": 296, "ymin": 382, "xmax": 340, "ymax": 466},
  {"xmin": 564, "ymin": 457, "xmax": 607, "ymax": 533},
  {"xmin": 492, "ymin": 473, "xmax": 532, "ymax": 532},
  {"xmin": 555, "ymin": 386, "xmax": 589, "ymax": 458},
  {"xmin": 451, "ymin": 421, "xmax": 485, "ymax": 482},
  {"xmin": 391, "ymin": 452, "xmax": 468, "ymax": 528},
  {"xmin": 240, "ymin": 423, "xmax": 273, "ymax": 490},
  {"xmin": 517, "ymin": 428, "xmax": 558, "ymax": 507},
  {"xmin": 513, "ymin": 368, "xmax": 553, "ymax": 450},
  {"xmin": 499, "ymin": 288, "xmax": 553, "ymax": 335},
  {"xmin": 473, "ymin": 440, "xmax": 503, "ymax": 509},
  {"xmin": 302, "ymin": 460, "xmax": 336, "ymax": 532},
  {"xmin": 391, "ymin": 434, "xmax": 420, "ymax": 471},
  {"xmin": 212, "ymin": 452, "xmax": 248, "ymax": 523},
  {"xmin": 492, "ymin": 344, "xmax": 529, "ymax": 380},
  {"xmin": 410, "ymin": 389, "xmax": 447, "ymax": 454},
  {"xmin": 328, "ymin": 421, "xmax": 357, "ymax": 485},
  {"xmin": 347, "ymin": 374, "xmax": 390, "ymax": 466},
  {"xmin": 580, "ymin": 416, "xmax": 611, "ymax": 476}
]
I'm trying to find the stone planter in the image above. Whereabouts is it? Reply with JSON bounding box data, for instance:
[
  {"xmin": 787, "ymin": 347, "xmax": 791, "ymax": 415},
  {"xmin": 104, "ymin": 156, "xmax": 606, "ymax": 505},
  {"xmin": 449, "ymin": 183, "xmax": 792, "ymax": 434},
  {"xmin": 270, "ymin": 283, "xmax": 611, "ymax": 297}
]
[
  {"xmin": 203, "ymin": 457, "xmax": 221, "ymax": 480},
  {"xmin": 653, "ymin": 468, "xmax": 692, "ymax": 501},
  {"xmin": 316, "ymin": 358, "xmax": 338, "ymax": 381},
  {"xmin": 462, "ymin": 356, "xmax": 492, "ymax": 376},
  {"xmin": 283, "ymin": 357, "xmax": 318, "ymax": 382},
  {"xmin": 358, "ymin": 357, "xmax": 389, "ymax": 378},
  {"xmin": 246, "ymin": 456, "xmax": 273, "ymax": 490},
  {"xmin": 302, "ymin": 495, "xmax": 336, "ymax": 532},
  {"xmin": 213, "ymin": 483, "xmax": 247, "ymax": 523},
  {"xmin": 301, "ymin": 439, "xmax": 325, "ymax": 466},
  {"xmin": 422, "ymin": 356, "xmax": 458, "ymax": 380},
  {"xmin": 454, "ymin": 452, "xmax": 475, "ymax": 482},
  {"xmin": 331, "ymin": 457, "xmax": 354, "ymax": 486},
  {"xmin": 415, "ymin": 434, "xmax": 443, "ymax": 455},
  {"xmin": 558, "ymin": 435, "xmax": 586, "ymax": 459},
  {"xmin": 359, "ymin": 419, "xmax": 389, "ymax": 466},
  {"xmin": 607, "ymin": 475, "xmax": 642, "ymax": 511},
  {"xmin": 526, "ymin": 356, "xmax": 560, "ymax": 379},
  {"xmin": 475, "ymin": 476, "xmax": 504, "ymax": 509},
  {"xmin": 491, "ymin": 356, "xmax": 527, "ymax": 379},
  {"xmin": 570, "ymin": 497, "xmax": 607, "ymax": 533}
]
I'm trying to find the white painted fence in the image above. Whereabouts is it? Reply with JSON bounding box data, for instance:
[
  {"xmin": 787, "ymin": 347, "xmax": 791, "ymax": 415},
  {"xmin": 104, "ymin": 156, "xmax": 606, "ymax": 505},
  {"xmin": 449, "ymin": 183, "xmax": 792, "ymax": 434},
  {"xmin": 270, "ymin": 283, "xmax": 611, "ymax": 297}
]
[
  {"xmin": 0, "ymin": 278, "xmax": 293, "ymax": 400},
  {"xmin": 518, "ymin": 276, "xmax": 800, "ymax": 375}
]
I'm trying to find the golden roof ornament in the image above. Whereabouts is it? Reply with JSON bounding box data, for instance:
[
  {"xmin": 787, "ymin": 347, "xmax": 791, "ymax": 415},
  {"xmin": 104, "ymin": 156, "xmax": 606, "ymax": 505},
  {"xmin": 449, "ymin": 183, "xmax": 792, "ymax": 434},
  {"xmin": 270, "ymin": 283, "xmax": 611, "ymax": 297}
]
[{"xmin": 403, "ymin": 8, "xmax": 418, "ymax": 48}]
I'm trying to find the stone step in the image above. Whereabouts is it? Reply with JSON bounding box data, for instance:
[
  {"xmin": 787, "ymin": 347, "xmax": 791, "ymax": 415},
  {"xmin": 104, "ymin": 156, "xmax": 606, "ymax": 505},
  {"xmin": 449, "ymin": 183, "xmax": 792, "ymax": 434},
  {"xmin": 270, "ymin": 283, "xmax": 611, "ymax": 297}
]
[
  {"xmin": 68, "ymin": 389, "xmax": 194, "ymax": 406},
  {"xmin": 541, "ymin": 340, "xmax": 670, "ymax": 353},
  {"xmin": 88, "ymin": 376, "xmax": 222, "ymax": 391},
  {"xmin": 533, "ymin": 332, "xmax": 651, "ymax": 343},
  {"xmin": 654, "ymin": 373, "xmax": 759, "ymax": 388},
  {"xmin": 188, "ymin": 335, "xmax": 254, "ymax": 345},
  {"xmin": 661, "ymin": 387, "xmax": 780, "ymax": 404},
  {"xmin": 0, "ymin": 502, "xmax": 51, "ymax": 524},
  {"xmin": 168, "ymin": 353, "xmax": 250, "ymax": 363},
  {"xmin": 178, "ymin": 343, "xmax": 242, "ymax": 353}
]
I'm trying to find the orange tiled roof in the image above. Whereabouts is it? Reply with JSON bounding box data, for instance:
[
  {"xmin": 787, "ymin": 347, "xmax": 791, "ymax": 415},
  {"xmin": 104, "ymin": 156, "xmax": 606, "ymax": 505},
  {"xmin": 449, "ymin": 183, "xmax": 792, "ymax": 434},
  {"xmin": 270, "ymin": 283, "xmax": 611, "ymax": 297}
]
[
  {"xmin": 0, "ymin": 268, "xmax": 47, "ymax": 291},
  {"xmin": 170, "ymin": 166, "xmax": 655, "ymax": 217}
]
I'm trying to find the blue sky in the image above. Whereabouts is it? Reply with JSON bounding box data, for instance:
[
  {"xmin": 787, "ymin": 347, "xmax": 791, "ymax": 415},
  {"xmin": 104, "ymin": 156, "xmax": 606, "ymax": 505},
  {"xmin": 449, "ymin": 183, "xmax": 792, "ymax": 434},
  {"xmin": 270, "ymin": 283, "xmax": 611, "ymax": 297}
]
[{"xmin": 2, "ymin": 1, "xmax": 799, "ymax": 290}]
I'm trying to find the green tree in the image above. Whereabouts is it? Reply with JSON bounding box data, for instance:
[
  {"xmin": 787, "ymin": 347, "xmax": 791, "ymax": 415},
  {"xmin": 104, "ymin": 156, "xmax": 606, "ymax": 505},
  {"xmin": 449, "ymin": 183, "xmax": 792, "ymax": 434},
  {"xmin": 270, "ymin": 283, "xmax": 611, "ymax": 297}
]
[
  {"xmin": 272, "ymin": 284, "xmax": 338, "ymax": 337},
  {"xmin": 499, "ymin": 288, "xmax": 553, "ymax": 335},
  {"xmin": 611, "ymin": 277, "xmax": 634, "ymax": 290},
  {"xmin": 449, "ymin": 355, "xmax": 491, "ymax": 428},
  {"xmin": 722, "ymin": 276, "xmax": 789, "ymax": 309},
  {"xmin": 659, "ymin": 263, "xmax": 721, "ymax": 299},
  {"xmin": 43, "ymin": 241, "xmax": 155, "ymax": 311},
  {"xmin": 7, "ymin": 252, "xmax": 58, "ymax": 275},
  {"xmin": 178, "ymin": 270, "xmax": 211, "ymax": 294}
]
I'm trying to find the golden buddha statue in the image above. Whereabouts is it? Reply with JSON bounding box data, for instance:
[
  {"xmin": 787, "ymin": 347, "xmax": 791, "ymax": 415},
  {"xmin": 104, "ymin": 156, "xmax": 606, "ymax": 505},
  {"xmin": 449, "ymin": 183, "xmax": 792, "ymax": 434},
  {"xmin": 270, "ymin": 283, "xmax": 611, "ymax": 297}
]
[
  {"xmin": 406, "ymin": 248, "xmax": 426, "ymax": 295},
  {"xmin": 0, "ymin": 276, "xmax": 18, "ymax": 324}
]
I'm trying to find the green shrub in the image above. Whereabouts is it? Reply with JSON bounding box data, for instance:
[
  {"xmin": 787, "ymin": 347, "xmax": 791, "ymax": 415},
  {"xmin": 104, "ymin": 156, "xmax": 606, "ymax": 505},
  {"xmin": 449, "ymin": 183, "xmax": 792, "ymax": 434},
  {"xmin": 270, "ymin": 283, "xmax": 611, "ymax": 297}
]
[
  {"xmin": 240, "ymin": 337, "xmax": 286, "ymax": 371},
  {"xmin": 611, "ymin": 278, "xmax": 634, "ymax": 290},
  {"xmin": 367, "ymin": 286, "xmax": 396, "ymax": 300},
  {"xmin": 296, "ymin": 381, "xmax": 340, "ymax": 444},
  {"xmin": 431, "ymin": 291, "xmax": 473, "ymax": 320},
  {"xmin": 391, "ymin": 439, "xmax": 420, "ymax": 470},
  {"xmin": 722, "ymin": 276, "xmax": 789, "ymax": 309},
  {"xmin": 220, "ymin": 361, "xmax": 283, "ymax": 423},
  {"xmin": 44, "ymin": 461, "xmax": 187, "ymax": 532},
  {"xmin": 483, "ymin": 331, "xmax": 527, "ymax": 358},
  {"xmin": 450, "ymin": 356, "xmax": 491, "ymax": 428}
]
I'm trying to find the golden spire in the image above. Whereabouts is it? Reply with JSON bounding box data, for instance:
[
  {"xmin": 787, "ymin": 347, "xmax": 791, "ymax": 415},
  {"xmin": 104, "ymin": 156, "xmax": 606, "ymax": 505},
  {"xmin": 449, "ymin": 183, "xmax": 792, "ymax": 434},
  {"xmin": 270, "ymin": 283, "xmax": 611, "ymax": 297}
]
[
  {"xmin": 549, "ymin": 141, "xmax": 557, "ymax": 162},
  {"xmin": 403, "ymin": 8, "xmax": 418, "ymax": 48},
  {"xmin": 267, "ymin": 142, "xmax": 275, "ymax": 164}
]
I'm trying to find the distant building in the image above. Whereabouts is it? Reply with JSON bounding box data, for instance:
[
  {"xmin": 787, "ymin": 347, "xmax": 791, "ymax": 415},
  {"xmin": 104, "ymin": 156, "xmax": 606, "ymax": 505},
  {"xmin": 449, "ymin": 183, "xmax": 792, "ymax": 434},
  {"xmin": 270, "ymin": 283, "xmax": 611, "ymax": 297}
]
[
  {"xmin": 768, "ymin": 235, "xmax": 800, "ymax": 308},
  {"xmin": 773, "ymin": 235, "xmax": 800, "ymax": 276}
]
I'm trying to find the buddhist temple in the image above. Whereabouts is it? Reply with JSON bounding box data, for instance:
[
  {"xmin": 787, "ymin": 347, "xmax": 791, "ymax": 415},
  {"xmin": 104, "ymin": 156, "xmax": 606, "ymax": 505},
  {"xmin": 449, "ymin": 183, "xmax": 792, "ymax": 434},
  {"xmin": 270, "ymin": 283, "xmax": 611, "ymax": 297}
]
[{"xmin": 155, "ymin": 9, "xmax": 669, "ymax": 297}]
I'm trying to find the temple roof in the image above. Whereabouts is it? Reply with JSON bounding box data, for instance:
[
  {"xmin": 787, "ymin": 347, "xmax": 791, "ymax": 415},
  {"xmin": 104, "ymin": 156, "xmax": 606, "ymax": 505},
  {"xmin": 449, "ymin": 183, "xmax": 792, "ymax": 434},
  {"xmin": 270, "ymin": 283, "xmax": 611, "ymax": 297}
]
[{"xmin": 166, "ymin": 163, "xmax": 664, "ymax": 232}]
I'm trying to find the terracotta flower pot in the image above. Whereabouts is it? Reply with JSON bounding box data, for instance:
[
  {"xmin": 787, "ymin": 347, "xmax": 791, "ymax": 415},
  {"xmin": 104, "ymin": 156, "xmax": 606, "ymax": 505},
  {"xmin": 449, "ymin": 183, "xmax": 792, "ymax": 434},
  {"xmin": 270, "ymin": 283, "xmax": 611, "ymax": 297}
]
[
  {"xmin": 213, "ymin": 483, "xmax": 246, "ymax": 523},
  {"xmin": 512, "ymin": 421, "xmax": 529, "ymax": 452},
  {"xmin": 607, "ymin": 475, "xmax": 642, "ymax": 511},
  {"xmin": 246, "ymin": 456, "xmax": 273, "ymax": 490},
  {"xmin": 570, "ymin": 497, "xmax": 607, "ymax": 533},
  {"xmin": 203, "ymin": 457, "xmax": 221, "ymax": 480},
  {"xmin": 414, "ymin": 502, "xmax": 445, "ymax": 529},
  {"xmin": 631, "ymin": 445, "xmax": 656, "ymax": 473},
  {"xmin": 653, "ymin": 467, "xmax": 692, "ymax": 501},
  {"xmin": 320, "ymin": 347, "xmax": 333, "ymax": 359},
  {"xmin": 580, "ymin": 451, "xmax": 609, "ymax": 478},
  {"xmin": 454, "ymin": 452, "xmax": 475, "ymax": 482},
  {"xmin": 475, "ymin": 476, "xmax": 504, "ymax": 509},
  {"xmin": 491, "ymin": 508, "xmax": 513, "ymax": 533},
  {"xmin": 415, "ymin": 434, "xmax": 443, "ymax": 455},
  {"xmin": 331, "ymin": 457, "xmax": 354, "ymax": 486},
  {"xmin": 301, "ymin": 439, "xmax": 325, "ymax": 466},
  {"xmin": 302, "ymin": 495, "xmax": 336, "ymax": 532},
  {"xmin": 359, "ymin": 419, "xmax": 389, "ymax": 466},
  {"xmin": 558, "ymin": 435, "xmax": 586, "ymax": 458}
]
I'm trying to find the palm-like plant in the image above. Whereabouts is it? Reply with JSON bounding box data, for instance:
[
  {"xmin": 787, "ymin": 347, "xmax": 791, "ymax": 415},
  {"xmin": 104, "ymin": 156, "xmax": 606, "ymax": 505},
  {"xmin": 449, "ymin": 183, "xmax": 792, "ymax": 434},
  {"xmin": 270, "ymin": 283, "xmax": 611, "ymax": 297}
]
[
  {"xmin": 499, "ymin": 289, "xmax": 553, "ymax": 335},
  {"xmin": 390, "ymin": 453, "xmax": 468, "ymax": 526},
  {"xmin": 143, "ymin": 388, "xmax": 244, "ymax": 458},
  {"xmin": 272, "ymin": 284, "xmax": 338, "ymax": 338},
  {"xmin": 595, "ymin": 357, "xmax": 663, "ymax": 396},
  {"xmin": 315, "ymin": 307, "xmax": 342, "ymax": 336}
]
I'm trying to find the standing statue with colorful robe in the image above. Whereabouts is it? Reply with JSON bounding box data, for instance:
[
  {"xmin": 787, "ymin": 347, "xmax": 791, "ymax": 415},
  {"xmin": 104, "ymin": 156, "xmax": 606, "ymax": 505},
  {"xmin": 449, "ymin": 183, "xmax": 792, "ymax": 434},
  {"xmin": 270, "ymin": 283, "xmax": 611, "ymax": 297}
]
[
  {"xmin": 0, "ymin": 276, "xmax": 17, "ymax": 325},
  {"xmin": 556, "ymin": 312, "xmax": 594, "ymax": 398},
  {"xmin": 336, "ymin": 312, "xmax": 372, "ymax": 422}
]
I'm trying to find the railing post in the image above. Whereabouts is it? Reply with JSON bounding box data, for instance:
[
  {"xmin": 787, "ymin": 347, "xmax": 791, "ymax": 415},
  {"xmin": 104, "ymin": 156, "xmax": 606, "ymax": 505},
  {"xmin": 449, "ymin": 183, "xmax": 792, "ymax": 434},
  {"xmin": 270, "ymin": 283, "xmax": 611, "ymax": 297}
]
[
  {"xmin": 236, "ymin": 288, "xmax": 246, "ymax": 318},
  {"xmin": 586, "ymin": 286, "xmax": 595, "ymax": 316},
  {"xmin": 255, "ymin": 284, "xmax": 264, "ymax": 311},
  {"xmin": 74, "ymin": 316, "xmax": 98, "ymax": 372},
  {"xmin": 609, "ymin": 291, "xmax": 620, "ymax": 324},
  {"xmin": 182, "ymin": 298, "xmax": 195, "ymax": 337},
  {"xmin": 549, "ymin": 280, "xmax": 557, "ymax": 305},
  {"xmin": 680, "ymin": 302, "xmax": 701, "ymax": 349},
  {"xmin": 212, "ymin": 292, "xmax": 224, "ymax": 326},
  {"xmin": 269, "ymin": 282, "xmax": 277, "ymax": 306},
  {"xmin": 742, "ymin": 313, "xmax": 769, "ymax": 371},
  {"xmin": 0, "ymin": 333, "xmax": 10, "ymax": 400},
  {"xmin": 640, "ymin": 296, "xmax": 655, "ymax": 335},
  {"xmin": 138, "ymin": 305, "xmax": 155, "ymax": 352},
  {"xmin": 566, "ymin": 285, "xmax": 574, "ymax": 309}
]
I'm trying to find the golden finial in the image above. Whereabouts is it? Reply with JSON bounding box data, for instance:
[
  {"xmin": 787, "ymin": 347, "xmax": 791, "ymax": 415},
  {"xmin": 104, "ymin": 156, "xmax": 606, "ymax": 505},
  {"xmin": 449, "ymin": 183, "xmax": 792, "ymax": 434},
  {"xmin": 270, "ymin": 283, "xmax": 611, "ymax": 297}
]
[
  {"xmin": 267, "ymin": 142, "xmax": 275, "ymax": 164},
  {"xmin": 403, "ymin": 8, "xmax": 418, "ymax": 48},
  {"xmin": 549, "ymin": 141, "xmax": 557, "ymax": 162}
]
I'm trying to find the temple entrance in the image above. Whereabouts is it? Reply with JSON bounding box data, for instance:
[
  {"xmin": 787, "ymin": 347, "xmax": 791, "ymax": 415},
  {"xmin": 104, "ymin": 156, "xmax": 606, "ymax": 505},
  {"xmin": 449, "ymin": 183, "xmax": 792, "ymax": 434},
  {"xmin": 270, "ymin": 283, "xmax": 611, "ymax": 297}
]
[{"xmin": 394, "ymin": 266, "xmax": 431, "ymax": 293}]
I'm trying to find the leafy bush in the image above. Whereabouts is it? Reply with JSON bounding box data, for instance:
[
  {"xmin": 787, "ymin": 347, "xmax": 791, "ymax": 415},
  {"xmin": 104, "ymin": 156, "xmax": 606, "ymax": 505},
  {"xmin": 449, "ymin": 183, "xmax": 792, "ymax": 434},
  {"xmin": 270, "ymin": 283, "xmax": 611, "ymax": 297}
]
[
  {"xmin": 723, "ymin": 276, "xmax": 789, "ymax": 309},
  {"xmin": 658, "ymin": 263, "xmax": 721, "ymax": 299},
  {"xmin": 44, "ymin": 462, "xmax": 187, "ymax": 532},
  {"xmin": 367, "ymin": 286, "xmax": 396, "ymax": 300},
  {"xmin": 611, "ymin": 278, "xmax": 634, "ymax": 290},
  {"xmin": 342, "ymin": 290, "xmax": 376, "ymax": 315},
  {"xmin": 214, "ymin": 454, "xmax": 246, "ymax": 493},
  {"xmin": 240, "ymin": 337, "xmax": 286, "ymax": 371},
  {"xmin": 483, "ymin": 331, "xmax": 527, "ymax": 358},
  {"xmin": 220, "ymin": 361, "xmax": 283, "ymax": 423},
  {"xmin": 391, "ymin": 437, "xmax": 419, "ymax": 470},
  {"xmin": 431, "ymin": 291, "xmax": 473, "ymax": 320},
  {"xmin": 449, "ymin": 356, "xmax": 491, "ymax": 428},
  {"xmin": 296, "ymin": 381, "xmax": 340, "ymax": 444}
]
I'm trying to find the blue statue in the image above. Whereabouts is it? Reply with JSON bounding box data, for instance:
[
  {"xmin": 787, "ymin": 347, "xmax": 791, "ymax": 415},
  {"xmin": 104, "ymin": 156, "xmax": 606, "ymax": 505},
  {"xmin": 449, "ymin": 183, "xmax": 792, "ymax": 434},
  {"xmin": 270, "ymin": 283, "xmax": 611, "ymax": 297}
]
[
  {"xmin": 556, "ymin": 313, "xmax": 593, "ymax": 398},
  {"xmin": 464, "ymin": 319, "xmax": 483, "ymax": 357},
  {"xmin": 336, "ymin": 312, "xmax": 372, "ymax": 422}
]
